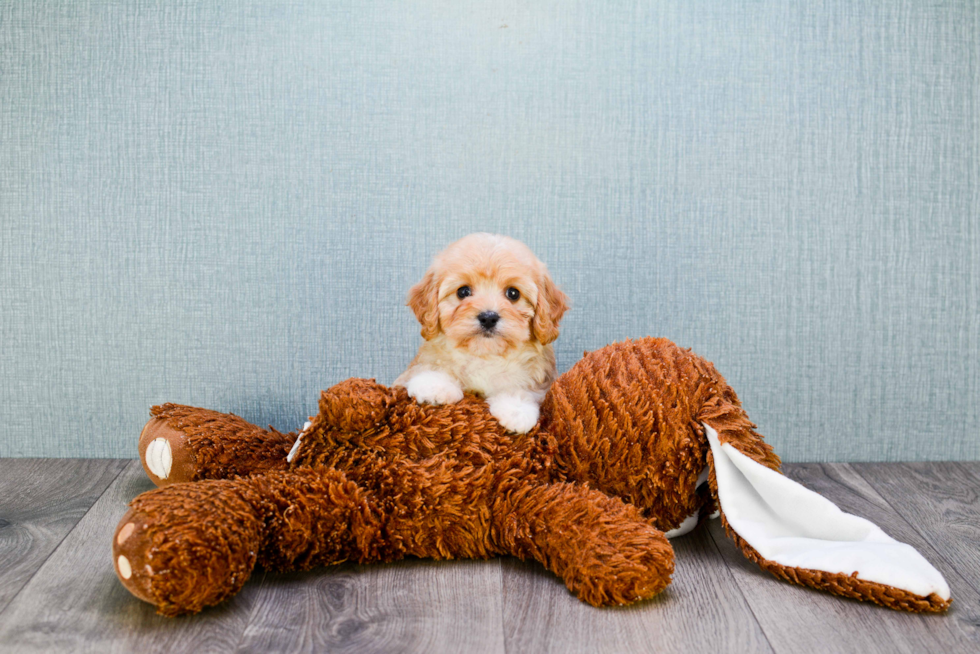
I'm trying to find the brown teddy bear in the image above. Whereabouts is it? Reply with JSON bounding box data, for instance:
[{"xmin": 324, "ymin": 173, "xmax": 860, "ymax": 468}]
[{"xmin": 113, "ymin": 338, "xmax": 951, "ymax": 616}]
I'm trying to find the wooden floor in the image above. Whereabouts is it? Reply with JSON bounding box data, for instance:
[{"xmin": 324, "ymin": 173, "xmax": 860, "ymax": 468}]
[{"xmin": 0, "ymin": 460, "xmax": 977, "ymax": 653}]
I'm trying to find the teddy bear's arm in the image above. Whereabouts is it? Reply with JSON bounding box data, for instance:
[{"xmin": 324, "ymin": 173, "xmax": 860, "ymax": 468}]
[
  {"xmin": 285, "ymin": 378, "xmax": 404, "ymax": 463},
  {"xmin": 139, "ymin": 404, "xmax": 294, "ymax": 486},
  {"xmin": 492, "ymin": 482, "xmax": 675, "ymax": 606},
  {"xmin": 315, "ymin": 378, "xmax": 397, "ymax": 433}
]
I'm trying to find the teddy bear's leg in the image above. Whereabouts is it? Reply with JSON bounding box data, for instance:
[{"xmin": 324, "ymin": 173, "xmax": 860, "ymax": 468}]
[
  {"xmin": 493, "ymin": 482, "xmax": 675, "ymax": 607},
  {"xmin": 114, "ymin": 466, "xmax": 392, "ymax": 616},
  {"xmin": 115, "ymin": 447, "xmax": 521, "ymax": 616},
  {"xmin": 138, "ymin": 403, "xmax": 295, "ymax": 486},
  {"xmin": 113, "ymin": 478, "xmax": 265, "ymax": 615}
]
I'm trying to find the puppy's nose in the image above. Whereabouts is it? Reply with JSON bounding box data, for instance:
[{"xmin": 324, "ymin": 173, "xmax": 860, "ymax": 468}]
[{"xmin": 477, "ymin": 311, "xmax": 500, "ymax": 331}]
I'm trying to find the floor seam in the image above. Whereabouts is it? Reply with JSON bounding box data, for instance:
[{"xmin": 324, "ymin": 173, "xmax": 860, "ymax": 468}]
[
  {"xmin": 496, "ymin": 559, "xmax": 509, "ymax": 654},
  {"xmin": 0, "ymin": 458, "xmax": 131, "ymax": 619},
  {"xmin": 703, "ymin": 522, "xmax": 779, "ymax": 654},
  {"xmin": 232, "ymin": 568, "xmax": 270, "ymax": 654},
  {"xmin": 849, "ymin": 462, "xmax": 980, "ymax": 599}
]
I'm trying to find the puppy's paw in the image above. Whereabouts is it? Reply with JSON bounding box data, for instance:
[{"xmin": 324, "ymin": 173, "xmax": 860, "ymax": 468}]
[
  {"xmin": 488, "ymin": 394, "xmax": 540, "ymax": 433},
  {"xmin": 405, "ymin": 370, "xmax": 464, "ymax": 405}
]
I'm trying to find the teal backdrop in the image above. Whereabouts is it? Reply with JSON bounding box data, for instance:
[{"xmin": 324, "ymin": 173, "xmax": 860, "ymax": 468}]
[{"xmin": 1, "ymin": 1, "xmax": 977, "ymax": 460}]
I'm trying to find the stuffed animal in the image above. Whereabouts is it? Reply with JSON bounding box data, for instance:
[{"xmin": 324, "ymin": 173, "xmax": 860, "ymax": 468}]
[{"xmin": 113, "ymin": 338, "xmax": 951, "ymax": 616}]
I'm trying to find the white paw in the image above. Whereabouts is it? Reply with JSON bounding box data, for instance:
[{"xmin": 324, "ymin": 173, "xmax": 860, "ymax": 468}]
[
  {"xmin": 487, "ymin": 394, "xmax": 540, "ymax": 433},
  {"xmin": 144, "ymin": 437, "xmax": 172, "ymax": 479},
  {"xmin": 406, "ymin": 370, "xmax": 464, "ymax": 405}
]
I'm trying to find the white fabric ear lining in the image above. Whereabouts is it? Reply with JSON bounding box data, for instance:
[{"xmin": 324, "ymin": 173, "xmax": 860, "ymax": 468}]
[{"xmin": 705, "ymin": 423, "xmax": 950, "ymax": 601}]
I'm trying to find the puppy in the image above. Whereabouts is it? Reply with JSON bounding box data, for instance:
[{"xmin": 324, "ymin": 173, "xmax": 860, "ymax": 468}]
[{"xmin": 394, "ymin": 233, "xmax": 569, "ymax": 433}]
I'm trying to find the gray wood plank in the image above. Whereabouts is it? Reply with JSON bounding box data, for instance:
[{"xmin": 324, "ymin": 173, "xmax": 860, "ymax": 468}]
[
  {"xmin": 237, "ymin": 558, "xmax": 506, "ymax": 654},
  {"xmin": 958, "ymin": 461, "xmax": 980, "ymax": 479},
  {"xmin": 854, "ymin": 461, "xmax": 980, "ymax": 597},
  {"xmin": 501, "ymin": 526, "xmax": 774, "ymax": 654},
  {"xmin": 707, "ymin": 463, "xmax": 980, "ymax": 654},
  {"xmin": 4, "ymin": 460, "xmax": 975, "ymax": 653},
  {"xmin": 0, "ymin": 459, "xmax": 127, "ymax": 614},
  {"xmin": 0, "ymin": 461, "xmax": 262, "ymax": 654}
]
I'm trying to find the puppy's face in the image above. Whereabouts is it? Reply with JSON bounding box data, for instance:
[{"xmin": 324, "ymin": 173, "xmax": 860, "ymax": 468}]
[{"xmin": 408, "ymin": 234, "xmax": 568, "ymax": 356}]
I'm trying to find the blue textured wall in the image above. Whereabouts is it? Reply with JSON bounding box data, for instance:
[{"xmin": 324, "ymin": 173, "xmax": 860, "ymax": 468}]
[{"xmin": 1, "ymin": 1, "xmax": 977, "ymax": 460}]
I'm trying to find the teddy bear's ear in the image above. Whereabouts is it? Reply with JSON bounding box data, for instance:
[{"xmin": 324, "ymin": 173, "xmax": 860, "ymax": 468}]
[
  {"xmin": 318, "ymin": 378, "xmax": 393, "ymax": 433},
  {"xmin": 703, "ymin": 422, "xmax": 951, "ymax": 612}
]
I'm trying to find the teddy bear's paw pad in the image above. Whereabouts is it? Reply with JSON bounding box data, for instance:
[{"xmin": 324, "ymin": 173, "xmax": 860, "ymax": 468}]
[
  {"xmin": 138, "ymin": 417, "xmax": 197, "ymax": 487},
  {"xmin": 112, "ymin": 509, "xmax": 156, "ymax": 605},
  {"xmin": 144, "ymin": 438, "xmax": 172, "ymax": 479}
]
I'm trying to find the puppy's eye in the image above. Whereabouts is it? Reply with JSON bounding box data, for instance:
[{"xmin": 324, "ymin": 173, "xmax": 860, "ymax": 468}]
[
  {"xmin": 456, "ymin": 286, "xmax": 471, "ymax": 299},
  {"xmin": 505, "ymin": 287, "xmax": 520, "ymax": 302}
]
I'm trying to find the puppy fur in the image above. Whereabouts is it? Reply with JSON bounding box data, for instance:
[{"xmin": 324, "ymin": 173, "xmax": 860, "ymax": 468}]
[{"xmin": 394, "ymin": 233, "xmax": 569, "ymax": 433}]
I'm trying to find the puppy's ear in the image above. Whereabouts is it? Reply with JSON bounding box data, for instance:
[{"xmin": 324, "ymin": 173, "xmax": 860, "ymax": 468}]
[
  {"xmin": 531, "ymin": 274, "xmax": 569, "ymax": 345},
  {"xmin": 407, "ymin": 270, "xmax": 441, "ymax": 340}
]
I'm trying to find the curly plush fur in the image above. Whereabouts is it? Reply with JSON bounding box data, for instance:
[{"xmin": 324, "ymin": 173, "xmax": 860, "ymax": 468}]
[{"xmin": 113, "ymin": 338, "xmax": 950, "ymax": 616}]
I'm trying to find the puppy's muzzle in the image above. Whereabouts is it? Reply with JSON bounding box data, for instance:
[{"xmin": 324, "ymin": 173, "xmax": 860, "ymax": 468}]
[{"xmin": 477, "ymin": 311, "xmax": 500, "ymax": 334}]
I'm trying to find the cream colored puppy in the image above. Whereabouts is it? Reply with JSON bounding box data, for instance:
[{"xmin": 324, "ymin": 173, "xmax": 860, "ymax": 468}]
[{"xmin": 394, "ymin": 233, "xmax": 569, "ymax": 433}]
